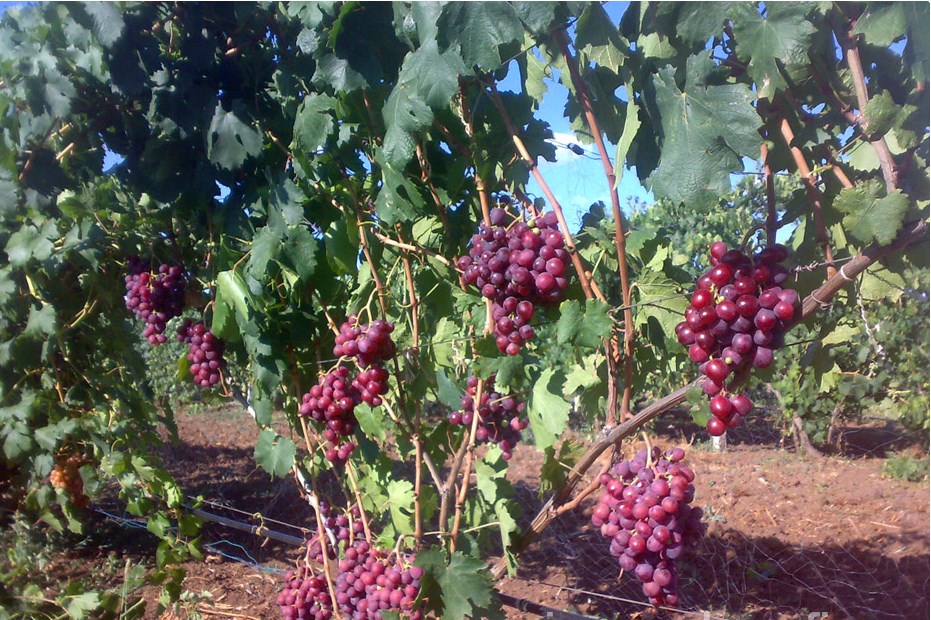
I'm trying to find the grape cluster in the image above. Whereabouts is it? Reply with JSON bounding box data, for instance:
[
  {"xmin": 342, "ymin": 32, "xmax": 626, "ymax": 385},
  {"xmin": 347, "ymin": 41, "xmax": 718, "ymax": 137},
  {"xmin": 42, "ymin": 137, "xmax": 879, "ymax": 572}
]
[
  {"xmin": 49, "ymin": 452, "xmax": 89, "ymax": 509},
  {"xmin": 320, "ymin": 501, "xmax": 366, "ymax": 546},
  {"xmin": 124, "ymin": 260, "xmax": 186, "ymax": 344},
  {"xmin": 177, "ymin": 320, "xmax": 226, "ymax": 388},
  {"xmin": 449, "ymin": 375, "xmax": 527, "ymax": 460},
  {"xmin": 592, "ymin": 447, "xmax": 704, "ymax": 607},
  {"xmin": 333, "ymin": 317, "xmax": 396, "ymax": 367},
  {"xmin": 457, "ymin": 208, "xmax": 571, "ymax": 355},
  {"xmin": 301, "ymin": 318, "xmax": 397, "ymax": 466},
  {"xmin": 334, "ymin": 540, "xmax": 424, "ymax": 620},
  {"xmin": 299, "ymin": 366, "xmax": 359, "ymax": 466},
  {"xmin": 675, "ymin": 243, "xmax": 799, "ymax": 436},
  {"xmin": 352, "ymin": 366, "xmax": 390, "ymax": 407},
  {"xmin": 279, "ymin": 538, "xmax": 424, "ymax": 620}
]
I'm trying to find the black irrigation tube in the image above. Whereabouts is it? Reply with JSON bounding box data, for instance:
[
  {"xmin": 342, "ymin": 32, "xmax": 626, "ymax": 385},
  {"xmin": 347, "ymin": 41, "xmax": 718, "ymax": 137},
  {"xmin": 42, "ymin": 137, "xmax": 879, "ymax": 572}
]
[
  {"xmin": 188, "ymin": 506, "xmax": 306, "ymax": 547},
  {"xmin": 497, "ymin": 593, "xmax": 600, "ymax": 619}
]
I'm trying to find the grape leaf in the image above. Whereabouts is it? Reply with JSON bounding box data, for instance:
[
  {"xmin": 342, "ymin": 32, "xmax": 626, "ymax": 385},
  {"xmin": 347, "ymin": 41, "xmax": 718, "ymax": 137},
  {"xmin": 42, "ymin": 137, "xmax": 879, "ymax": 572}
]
[
  {"xmin": 614, "ymin": 89, "xmax": 641, "ymax": 188},
  {"xmin": 386, "ymin": 479, "xmax": 416, "ymax": 535},
  {"xmin": 833, "ymin": 180, "xmax": 909, "ymax": 246},
  {"xmin": 562, "ymin": 353, "xmax": 603, "ymax": 396},
  {"xmin": 415, "ymin": 549, "xmax": 500, "ymax": 620},
  {"xmin": 671, "ymin": 3, "xmax": 734, "ymax": 48},
  {"xmin": 731, "ymin": 2, "xmax": 816, "ymax": 100},
  {"xmin": 382, "ymin": 42, "xmax": 465, "ymax": 168},
  {"xmin": 324, "ymin": 214, "xmax": 359, "ymax": 276},
  {"xmin": 862, "ymin": 90, "xmax": 901, "ymax": 138},
  {"xmin": 539, "ymin": 440, "xmax": 585, "ymax": 497},
  {"xmin": 24, "ymin": 305, "xmax": 56, "ymax": 337},
  {"xmin": 5, "ymin": 223, "xmax": 56, "ymax": 266},
  {"xmin": 206, "ymin": 101, "xmax": 264, "ymax": 171},
  {"xmin": 852, "ymin": 3, "xmax": 908, "ymax": 47},
  {"xmin": 280, "ymin": 226, "xmax": 319, "ymax": 281},
  {"xmin": 555, "ymin": 299, "xmax": 613, "ymax": 349},
  {"xmin": 292, "ymin": 94, "xmax": 336, "ymax": 154},
  {"xmin": 436, "ymin": 3, "xmax": 523, "ymax": 72},
  {"xmin": 254, "ymin": 430, "xmax": 296, "ymax": 479},
  {"xmin": 527, "ymin": 368, "xmax": 570, "ymax": 450},
  {"xmin": 648, "ymin": 55, "xmax": 759, "ymax": 204},
  {"xmin": 575, "ymin": 3, "xmax": 626, "ymax": 73}
]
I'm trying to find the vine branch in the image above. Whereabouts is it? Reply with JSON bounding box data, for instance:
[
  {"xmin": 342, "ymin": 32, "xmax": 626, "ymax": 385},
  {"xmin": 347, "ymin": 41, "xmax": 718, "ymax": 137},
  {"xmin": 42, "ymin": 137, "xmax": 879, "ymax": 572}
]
[{"xmin": 557, "ymin": 29, "xmax": 634, "ymax": 422}]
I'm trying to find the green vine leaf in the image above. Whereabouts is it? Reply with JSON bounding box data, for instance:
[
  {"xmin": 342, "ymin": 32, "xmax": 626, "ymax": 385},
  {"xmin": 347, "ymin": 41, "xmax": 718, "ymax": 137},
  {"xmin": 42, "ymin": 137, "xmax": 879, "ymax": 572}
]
[
  {"xmin": 253, "ymin": 430, "xmax": 296, "ymax": 479},
  {"xmin": 415, "ymin": 548, "xmax": 501, "ymax": 620},
  {"xmin": 436, "ymin": 3, "xmax": 523, "ymax": 72},
  {"xmin": 206, "ymin": 101, "xmax": 264, "ymax": 171},
  {"xmin": 834, "ymin": 180, "xmax": 909, "ymax": 246},
  {"xmin": 527, "ymin": 368, "xmax": 571, "ymax": 451},
  {"xmin": 648, "ymin": 55, "xmax": 759, "ymax": 204}
]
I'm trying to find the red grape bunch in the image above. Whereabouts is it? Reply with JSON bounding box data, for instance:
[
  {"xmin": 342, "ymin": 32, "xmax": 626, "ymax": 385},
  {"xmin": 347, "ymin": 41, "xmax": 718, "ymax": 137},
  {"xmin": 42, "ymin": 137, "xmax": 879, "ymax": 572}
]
[
  {"xmin": 591, "ymin": 446, "xmax": 704, "ymax": 607},
  {"xmin": 457, "ymin": 208, "xmax": 571, "ymax": 355},
  {"xmin": 124, "ymin": 259, "xmax": 186, "ymax": 345},
  {"xmin": 449, "ymin": 374, "xmax": 528, "ymax": 460},
  {"xmin": 279, "ymin": 537, "xmax": 424, "ymax": 620},
  {"xmin": 177, "ymin": 320, "xmax": 226, "ymax": 388},
  {"xmin": 334, "ymin": 539, "xmax": 424, "ymax": 620},
  {"xmin": 333, "ymin": 316, "xmax": 396, "ymax": 367},
  {"xmin": 299, "ymin": 366, "xmax": 359, "ymax": 466},
  {"xmin": 675, "ymin": 242, "xmax": 800, "ymax": 436},
  {"xmin": 319, "ymin": 501, "xmax": 366, "ymax": 547}
]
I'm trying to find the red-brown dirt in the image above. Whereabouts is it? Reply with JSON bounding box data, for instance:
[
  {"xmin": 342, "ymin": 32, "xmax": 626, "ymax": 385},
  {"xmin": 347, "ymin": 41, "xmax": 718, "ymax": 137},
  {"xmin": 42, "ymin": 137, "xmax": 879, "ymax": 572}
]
[{"xmin": 26, "ymin": 404, "xmax": 930, "ymax": 619}]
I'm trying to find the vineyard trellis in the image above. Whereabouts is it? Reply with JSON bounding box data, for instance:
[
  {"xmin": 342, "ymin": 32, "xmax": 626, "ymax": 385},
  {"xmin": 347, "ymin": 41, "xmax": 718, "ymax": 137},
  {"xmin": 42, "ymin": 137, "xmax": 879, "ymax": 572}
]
[{"xmin": 0, "ymin": 2, "xmax": 928, "ymax": 619}]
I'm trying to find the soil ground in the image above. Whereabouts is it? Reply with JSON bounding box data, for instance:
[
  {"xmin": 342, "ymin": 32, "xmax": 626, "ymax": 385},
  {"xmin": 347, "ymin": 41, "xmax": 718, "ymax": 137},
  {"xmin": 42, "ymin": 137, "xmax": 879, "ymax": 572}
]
[{"xmin": 19, "ymin": 404, "xmax": 930, "ymax": 620}]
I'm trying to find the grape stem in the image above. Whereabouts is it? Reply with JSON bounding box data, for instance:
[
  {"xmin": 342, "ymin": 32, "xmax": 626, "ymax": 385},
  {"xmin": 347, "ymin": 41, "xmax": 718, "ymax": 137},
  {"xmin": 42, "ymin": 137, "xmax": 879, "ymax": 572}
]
[
  {"xmin": 449, "ymin": 377, "xmax": 485, "ymax": 552},
  {"xmin": 762, "ymin": 142, "xmax": 777, "ymax": 246},
  {"xmin": 557, "ymin": 29, "xmax": 634, "ymax": 423},
  {"xmin": 833, "ymin": 14, "xmax": 900, "ymax": 192},
  {"xmin": 775, "ymin": 114, "xmax": 838, "ymax": 279}
]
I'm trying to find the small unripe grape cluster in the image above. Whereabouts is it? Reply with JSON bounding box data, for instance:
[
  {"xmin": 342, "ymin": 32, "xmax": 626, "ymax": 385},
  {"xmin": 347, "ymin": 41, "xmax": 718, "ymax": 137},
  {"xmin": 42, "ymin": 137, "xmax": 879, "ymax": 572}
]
[
  {"xmin": 333, "ymin": 316, "xmax": 396, "ymax": 368},
  {"xmin": 449, "ymin": 375, "xmax": 527, "ymax": 460},
  {"xmin": 457, "ymin": 208, "xmax": 571, "ymax": 355},
  {"xmin": 279, "ymin": 537, "xmax": 424, "ymax": 620},
  {"xmin": 300, "ymin": 366, "xmax": 359, "ymax": 466},
  {"xmin": 592, "ymin": 447, "xmax": 704, "ymax": 607},
  {"xmin": 676, "ymin": 242, "xmax": 800, "ymax": 436},
  {"xmin": 124, "ymin": 259, "xmax": 186, "ymax": 345},
  {"xmin": 49, "ymin": 452, "xmax": 89, "ymax": 509},
  {"xmin": 177, "ymin": 320, "xmax": 226, "ymax": 388}
]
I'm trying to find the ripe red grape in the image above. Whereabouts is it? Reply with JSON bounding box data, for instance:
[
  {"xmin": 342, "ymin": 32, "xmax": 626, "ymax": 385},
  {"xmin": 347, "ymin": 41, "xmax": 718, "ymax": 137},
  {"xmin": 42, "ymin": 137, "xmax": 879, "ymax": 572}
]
[
  {"xmin": 457, "ymin": 210, "xmax": 571, "ymax": 355},
  {"xmin": 678, "ymin": 242, "xmax": 800, "ymax": 438},
  {"xmin": 449, "ymin": 374, "xmax": 526, "ymax": 460},
  {"xmin": 593, "ymin": 447, "xmax": 704, "ymax": 607},
  {"xmin": 178, "ymin": 320, "xmax": 226, "ymax": 388},
  {"xmin": 125, "ymin": 259, "xmax": 186, "ymax": 345}
]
